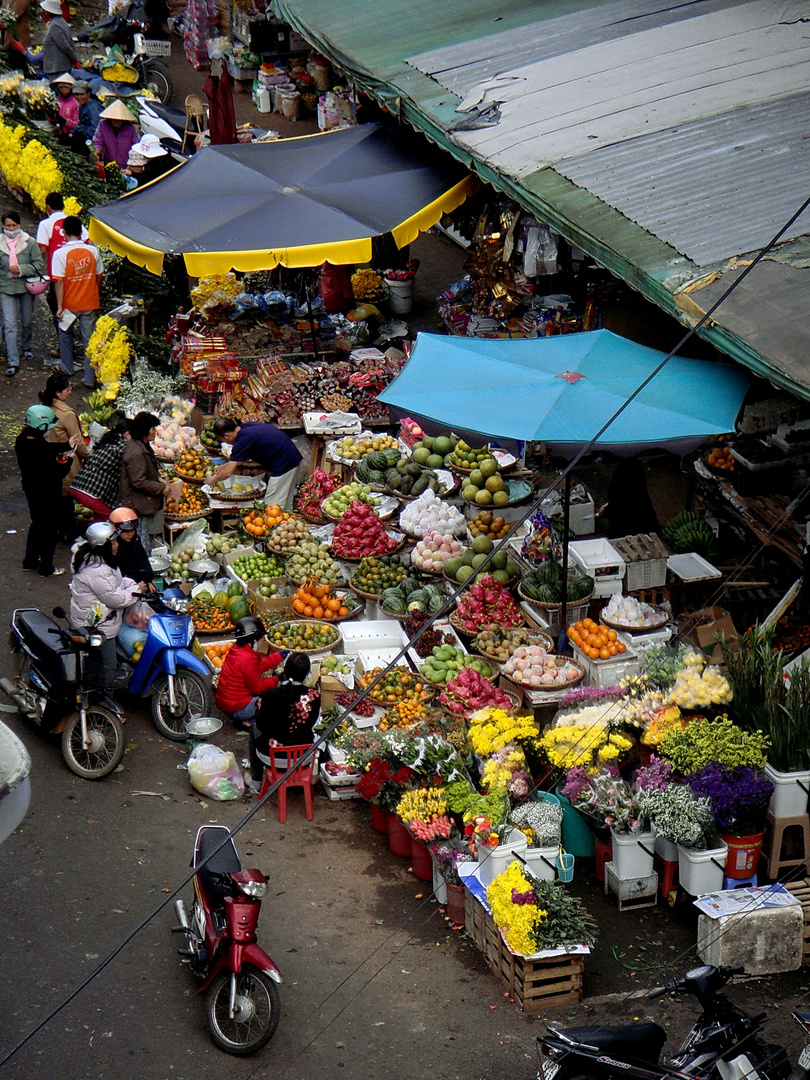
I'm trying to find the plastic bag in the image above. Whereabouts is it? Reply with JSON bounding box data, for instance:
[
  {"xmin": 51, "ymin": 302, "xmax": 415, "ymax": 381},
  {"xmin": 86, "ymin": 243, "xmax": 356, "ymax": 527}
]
[
  {"xmin": 187, "ymin": 743, "xmax": 245, "ymax": 801},
  {"xmin": 124, "ymin": 601, "xmax": 153, "ymax": 630}
]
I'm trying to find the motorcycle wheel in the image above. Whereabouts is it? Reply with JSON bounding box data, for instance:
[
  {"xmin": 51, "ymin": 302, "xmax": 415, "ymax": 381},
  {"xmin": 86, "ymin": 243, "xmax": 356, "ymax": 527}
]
[
  {"xmin": 205, "ymin": 965, "xmax": 280, "ymax": 1055},
  {"xmin": 151, "ymin": 669, "xmax": 212, "ymax": 741},
  {"xmin": 143, "ymin": 61, "xmax": 172, "ymax": 104},
  {"xmin": 61, "ymin": 707, "xmax": 125, "ymax": 779}
]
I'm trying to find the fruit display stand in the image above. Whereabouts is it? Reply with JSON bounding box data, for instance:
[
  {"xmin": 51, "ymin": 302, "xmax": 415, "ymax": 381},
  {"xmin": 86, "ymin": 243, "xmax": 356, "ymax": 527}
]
[{"xmin": 460, "ymin": 867, "xmax": 585, "ymax": 1011}]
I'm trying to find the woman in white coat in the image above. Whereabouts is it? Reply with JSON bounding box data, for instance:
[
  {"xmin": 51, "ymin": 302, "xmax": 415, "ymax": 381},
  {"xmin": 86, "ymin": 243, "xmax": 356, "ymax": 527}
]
[{"xmin": 69, "ymin": 521, "xmax": 148, "ymax": 682}]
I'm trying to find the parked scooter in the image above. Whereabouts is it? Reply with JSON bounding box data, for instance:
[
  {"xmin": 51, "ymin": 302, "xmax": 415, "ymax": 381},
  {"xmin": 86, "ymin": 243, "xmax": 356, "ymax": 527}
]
[
  {"xmin": 0, "ymin": 606, "xmax": 125, "ymax": 779},
  {"xmin": 538, "ymin": 964, "xmax": 810, "ymax": 1080},
  {"xmin": 172, "ymin": 824, "xmax": 282, "ymax": 1055},
  {"xmin": 77, "ymin": 1, "xmax": 154, "ymax": 53},
  {"xmin": 121, "ymin": 589, "xmax": 212, "ymax": 740},
  {"xmin": 136, "ymin": 94, "xmax": 186, "ymax": 150}
]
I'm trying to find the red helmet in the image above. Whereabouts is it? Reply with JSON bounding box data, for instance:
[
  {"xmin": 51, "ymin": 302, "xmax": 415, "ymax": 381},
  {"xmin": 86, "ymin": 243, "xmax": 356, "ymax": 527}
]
[{"xmin": 109, "ymin": 507, "xmax": 138, "ymax": 532}]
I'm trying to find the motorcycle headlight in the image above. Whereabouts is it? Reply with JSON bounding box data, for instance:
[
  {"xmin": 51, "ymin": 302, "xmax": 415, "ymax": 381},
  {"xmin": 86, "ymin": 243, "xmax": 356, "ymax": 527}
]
[
  {"xmin": 236, "ymin": 880, "xmax": 268, "ymax": 898},
  {"xmin": 90, "ymin": 634, "xmax": 105, "ymax": 647}
]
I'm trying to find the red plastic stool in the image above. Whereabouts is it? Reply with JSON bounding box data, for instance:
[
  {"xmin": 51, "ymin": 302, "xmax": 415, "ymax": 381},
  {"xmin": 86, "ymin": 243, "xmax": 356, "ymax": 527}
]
[
  {"xmin": 594, "ymin": 836, "xmax": 613, "ymax": 882},
  {"xmin": 654, "ymin": 854, "xmax": 678, "ymax": 898}
]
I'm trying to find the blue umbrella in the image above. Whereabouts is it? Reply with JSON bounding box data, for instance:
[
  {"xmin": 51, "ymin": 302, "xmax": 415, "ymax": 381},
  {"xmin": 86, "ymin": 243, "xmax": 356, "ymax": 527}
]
[{"xmin": 379, "ymin": 330, "xmax": 750, "ymax": 455}]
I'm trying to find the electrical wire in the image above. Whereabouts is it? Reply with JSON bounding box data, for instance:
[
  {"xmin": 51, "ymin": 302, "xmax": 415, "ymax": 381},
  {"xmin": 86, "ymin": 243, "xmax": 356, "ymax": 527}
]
[{"xmin": 2, "ymin": 189, "xmax": 809, "ymax": 1074}]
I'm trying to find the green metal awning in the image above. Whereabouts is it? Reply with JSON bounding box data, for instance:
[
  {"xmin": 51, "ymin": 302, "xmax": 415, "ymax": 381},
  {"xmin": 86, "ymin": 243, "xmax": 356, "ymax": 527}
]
[{"xmin": 275, "ymin": 0, "xmax": 810, "ymax": 401}]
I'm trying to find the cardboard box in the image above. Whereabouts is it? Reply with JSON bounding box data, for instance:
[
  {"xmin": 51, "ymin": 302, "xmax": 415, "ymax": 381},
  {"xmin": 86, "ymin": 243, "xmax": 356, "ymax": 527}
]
[
  {"xmin": 246, "ymin": 578, "xmax": 290, "ymax": 614},
  {"xmin": 680, "ymin": 606, "xmax": 738, "ymax": 663}
]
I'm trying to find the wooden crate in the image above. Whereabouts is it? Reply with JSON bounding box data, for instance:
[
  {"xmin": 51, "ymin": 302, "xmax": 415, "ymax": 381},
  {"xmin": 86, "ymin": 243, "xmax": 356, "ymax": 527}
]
[
  {"xmin": 309, "ymin": 436, "xmax": 353, "ymax": 483},
  {"xmin": 611, "ymin": 533, "xmax": 668, "ymax": 592},
  {"xmin": 464, "ymin": 890, "xmax": 583, "ymax": 1011},
  {"xmin": 783, "ymin": 878, "xmax": 810, "ymax": 964}
]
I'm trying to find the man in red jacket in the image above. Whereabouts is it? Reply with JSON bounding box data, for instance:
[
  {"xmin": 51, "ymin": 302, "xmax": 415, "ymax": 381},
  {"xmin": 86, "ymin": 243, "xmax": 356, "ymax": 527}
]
[{"xmin": 215, "ymin": 617, "xmax": 284, "ymax": 730}]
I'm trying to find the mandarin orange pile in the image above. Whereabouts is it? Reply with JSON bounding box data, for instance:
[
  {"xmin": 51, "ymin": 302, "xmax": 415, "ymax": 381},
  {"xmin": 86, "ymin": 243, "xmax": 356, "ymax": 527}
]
[
  {"xmin": 205, "ymin": 641, "xmax": 234, "ymax": 669},
  {"xmin": 566, "ymin": 618, "xmax": 626, "ymax": 660},
  {"xmin": 291, "ymin": 579, "xmax": 350, "ymax": 621},
  {"xmin": 706, "ymin": 446, "xmax": 734, "ymax": 472},
  {"xmin": 242, "ymin": 504, "xmax": 289, "ymax": 537}
]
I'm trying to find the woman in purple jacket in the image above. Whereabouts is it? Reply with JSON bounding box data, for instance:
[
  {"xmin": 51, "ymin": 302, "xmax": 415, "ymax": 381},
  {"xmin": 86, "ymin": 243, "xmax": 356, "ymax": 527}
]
[{"xmin": 92, "ymin": 99, "xmax": 139, "ymax": 169}]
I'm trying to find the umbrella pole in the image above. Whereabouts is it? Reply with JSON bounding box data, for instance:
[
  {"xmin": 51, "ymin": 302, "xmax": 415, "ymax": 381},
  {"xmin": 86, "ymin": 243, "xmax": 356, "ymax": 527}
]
[
  {"xmin": 305, "ymin": 272, "xmax": 320, "ymax": 363},
  {"xmin": 558, "ymin": 471, "xmax": 571, "ymax": 653}
]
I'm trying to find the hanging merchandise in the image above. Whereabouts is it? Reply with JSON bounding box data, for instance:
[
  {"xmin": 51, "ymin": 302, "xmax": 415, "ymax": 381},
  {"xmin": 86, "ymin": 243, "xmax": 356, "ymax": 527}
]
[{"xmin": 184, "ymin": 0, "xmax": 218, "ymax": 71}]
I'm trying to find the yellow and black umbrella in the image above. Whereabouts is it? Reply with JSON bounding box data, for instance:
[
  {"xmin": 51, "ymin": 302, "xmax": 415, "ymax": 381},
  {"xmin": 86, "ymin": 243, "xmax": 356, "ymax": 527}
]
[{"xmin": 89, "ymin": 122, "xmax": 474, "ymax": 276}]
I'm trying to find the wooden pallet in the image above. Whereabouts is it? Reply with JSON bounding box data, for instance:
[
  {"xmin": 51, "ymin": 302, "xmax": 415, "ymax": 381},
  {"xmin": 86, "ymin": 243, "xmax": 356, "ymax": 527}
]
[
  {"xmin": 464, "ymin": 891, "xmax": 583, "ymax": 1010},
  {"xmin": 782, "ymin": 878, "xmax": 810, "ymax": 963}
]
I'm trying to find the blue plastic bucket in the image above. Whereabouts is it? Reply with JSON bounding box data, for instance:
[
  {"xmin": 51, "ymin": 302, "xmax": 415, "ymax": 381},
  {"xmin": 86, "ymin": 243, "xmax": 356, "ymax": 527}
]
[{"xmin": 556, "ymin": 789, "xmax": 595, "ymax": 857}]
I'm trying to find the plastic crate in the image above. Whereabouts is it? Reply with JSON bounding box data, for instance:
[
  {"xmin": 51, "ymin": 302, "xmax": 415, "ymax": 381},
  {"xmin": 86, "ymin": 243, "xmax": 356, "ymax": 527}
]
[{"xmin": 568, "ymin": 539, "xmax": 625, "ymax": 597}]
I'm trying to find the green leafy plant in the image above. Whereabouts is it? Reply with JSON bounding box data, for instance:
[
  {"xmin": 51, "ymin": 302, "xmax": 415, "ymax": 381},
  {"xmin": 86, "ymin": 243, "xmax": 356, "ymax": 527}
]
[
  {"xmin": 639, "ymin": 784, "xmax": 720, "ymax": 850},
  {"xmin": 722, "ymin": 626, "xmax": 810, "ymax": 772}
]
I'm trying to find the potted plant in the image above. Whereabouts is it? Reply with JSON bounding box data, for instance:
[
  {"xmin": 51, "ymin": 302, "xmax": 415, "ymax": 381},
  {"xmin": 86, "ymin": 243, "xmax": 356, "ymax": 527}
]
[
  {"xmin": 640, "ymin": 784, "xmax": 727, "ymax": 895},
  {"xmin": 722, "ymin": 627, "xmax": 810, "ymax": 817},
  {"xmin": 688, "ymin": 763, "xmax": 773, "ymax": 879}
]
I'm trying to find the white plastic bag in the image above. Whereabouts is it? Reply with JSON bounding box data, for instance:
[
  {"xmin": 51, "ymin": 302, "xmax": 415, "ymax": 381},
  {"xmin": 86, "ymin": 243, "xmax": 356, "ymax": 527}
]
[{"xmin": 187, "ymin": 744, "xmax": 245, "ymax": 801}]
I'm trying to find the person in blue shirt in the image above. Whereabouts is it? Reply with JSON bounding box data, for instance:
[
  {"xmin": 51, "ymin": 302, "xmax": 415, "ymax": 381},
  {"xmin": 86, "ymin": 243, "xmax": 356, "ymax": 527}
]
[
  {"xmin": 73, "ymin": 81, "xmax": 103, "ymax": 142},
  {"xmin": 208, "ymin": 418, "xmax": 303, "ymax": 510}
]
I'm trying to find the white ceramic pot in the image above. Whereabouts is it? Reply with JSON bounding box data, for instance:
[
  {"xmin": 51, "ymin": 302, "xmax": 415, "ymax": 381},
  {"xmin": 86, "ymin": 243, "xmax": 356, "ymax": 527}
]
[
  {"xmin": 610, "ymin": 828, "xmax": 655, "ymax": 879},
  {"xmin": 677, "ymin": 842, "xmax": 728, "ymax": 896},
  {"xmin": 763, "ymin": 763, "xmax": 810, "ymax": 818}
]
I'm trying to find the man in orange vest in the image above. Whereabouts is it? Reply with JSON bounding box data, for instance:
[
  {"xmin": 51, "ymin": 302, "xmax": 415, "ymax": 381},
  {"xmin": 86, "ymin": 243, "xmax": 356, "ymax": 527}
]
[{"xmin": 51, "ymin": 216, "xmax": 104, "ymax": 388}]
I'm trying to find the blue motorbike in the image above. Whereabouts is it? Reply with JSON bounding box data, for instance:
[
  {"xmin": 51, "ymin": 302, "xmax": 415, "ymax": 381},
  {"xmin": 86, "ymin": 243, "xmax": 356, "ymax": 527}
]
[{"xmin": 123, "ymin": 591, "xmax": 213, "ymax": 741}]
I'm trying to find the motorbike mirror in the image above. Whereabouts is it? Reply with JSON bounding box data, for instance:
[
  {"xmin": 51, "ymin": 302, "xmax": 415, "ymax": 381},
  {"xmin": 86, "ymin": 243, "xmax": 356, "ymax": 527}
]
[{"xmin": 52, "ymin": 606, "xmax": 68, "ymax": 620}]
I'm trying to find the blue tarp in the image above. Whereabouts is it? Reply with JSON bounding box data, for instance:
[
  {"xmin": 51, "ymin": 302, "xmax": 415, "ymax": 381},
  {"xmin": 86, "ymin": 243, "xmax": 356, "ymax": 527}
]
[{"xmin": 378, "ymin": 330, "xmax": 750, "ymax": 455}]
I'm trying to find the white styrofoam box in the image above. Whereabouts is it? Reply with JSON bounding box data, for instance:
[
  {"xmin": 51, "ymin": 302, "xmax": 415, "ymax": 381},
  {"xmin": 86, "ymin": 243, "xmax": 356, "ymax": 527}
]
[
  {"xmin": 615, "ymin": 626, "xmax": 673, "ymax": 654},
  {"xmin": 539, "ymin": 491, "xmax": 596, "ymax": 536},
  {"xmin": 697, "ymin": 900, "xmax": 803, "ymax": 975},
  {"xmin": 327, "ymin": 742, "xmax": 347, "ymax": 763},
  {"xmin": 339, "ymin": 619, "xmax": 407, "ymax": 655},
  {"xmin": 319, "ymin": 762, "xmax": 362, "ymax": 788},
  {"xmin": 569, "ymin": 538, "xmax": 625, "ymax": 597},
  {"xmin": 324, "ymin": 783, "xmax": 362, "ymax": 800},
  {"xmin": 571, "ymin": 641, "xmax": 640, "ymax": 689}
]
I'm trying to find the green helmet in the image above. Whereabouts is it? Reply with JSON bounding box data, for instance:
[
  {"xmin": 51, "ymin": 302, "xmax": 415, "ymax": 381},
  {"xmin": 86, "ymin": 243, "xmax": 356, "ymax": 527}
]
[{"xmin": 25, "ymin": 405, "xmax": 57, "ymax": 432}]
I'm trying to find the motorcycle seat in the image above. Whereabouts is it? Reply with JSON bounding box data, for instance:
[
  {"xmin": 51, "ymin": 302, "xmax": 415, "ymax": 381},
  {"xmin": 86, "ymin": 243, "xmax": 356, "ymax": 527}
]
[
  {"xmin": 548, "ymin": 1023, "xmax": 666, "ymax": 1064},
  {"xmin": 197, "ymin": 827, "xmax": 241, "ymax": 905},
  {"xmin": 16, "ymin": 610, "xmax": 66, "ymax": 656},
  {"xmin": 147, "ymin": 101, "xmax": 186, "ymax": 128}
]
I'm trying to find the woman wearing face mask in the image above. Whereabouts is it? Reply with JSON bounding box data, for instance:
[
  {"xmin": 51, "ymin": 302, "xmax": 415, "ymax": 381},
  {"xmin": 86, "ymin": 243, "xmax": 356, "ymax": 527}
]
[{"xmin": 0, "ymin": 209, "xmax": 46, "ymax": 378}]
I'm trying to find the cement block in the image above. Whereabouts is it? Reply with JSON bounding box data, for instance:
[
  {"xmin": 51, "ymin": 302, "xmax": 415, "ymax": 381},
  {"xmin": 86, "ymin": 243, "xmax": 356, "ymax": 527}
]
[{"xmin": 697, "ymin": 902, "xmax": 804, "ymax": 975}]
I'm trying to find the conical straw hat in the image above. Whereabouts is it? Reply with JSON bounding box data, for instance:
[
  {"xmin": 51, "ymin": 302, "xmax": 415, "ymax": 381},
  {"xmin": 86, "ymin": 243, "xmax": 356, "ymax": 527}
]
[{"xmin": 99, "ymin": 99, "xmax": 134, "ymax": 122}]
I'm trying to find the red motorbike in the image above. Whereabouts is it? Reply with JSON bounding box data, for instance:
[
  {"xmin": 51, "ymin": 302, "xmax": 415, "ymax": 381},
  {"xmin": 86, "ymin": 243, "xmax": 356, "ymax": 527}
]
[{"xmin": 172, "ymin": 824, "xmax": 282, "ymax": 1054}]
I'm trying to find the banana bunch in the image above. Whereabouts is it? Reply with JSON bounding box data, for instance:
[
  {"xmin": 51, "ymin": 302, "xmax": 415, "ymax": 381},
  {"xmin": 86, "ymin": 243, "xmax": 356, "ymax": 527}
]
[
  {"xmin": 661, "ymin": 511, "xmax": 719, "ymax": 561},
  {"xmin": 80, "ymin": 389, "xmax": 118, "ymax": 428}
]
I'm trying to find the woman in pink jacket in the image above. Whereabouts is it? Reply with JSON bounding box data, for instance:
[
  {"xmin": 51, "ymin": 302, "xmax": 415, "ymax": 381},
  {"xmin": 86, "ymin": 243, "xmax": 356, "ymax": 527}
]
[{"xmin": 50, "ymin": 71, "xmax": 79, "ymax": 131}]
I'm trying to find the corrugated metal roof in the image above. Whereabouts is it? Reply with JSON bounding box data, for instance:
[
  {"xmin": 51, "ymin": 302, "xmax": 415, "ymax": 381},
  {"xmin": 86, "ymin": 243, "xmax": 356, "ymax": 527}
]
[
  {"xmin": 275, "ymin": 0, "xmax": 810, "ymax": 400},
  {"xmin": 409, "ymin": 0, "xmax": 740, "ymax": 97},
  {"xmin": 557, "ymin": 93, "xmax": 810, "ymax": 265}
]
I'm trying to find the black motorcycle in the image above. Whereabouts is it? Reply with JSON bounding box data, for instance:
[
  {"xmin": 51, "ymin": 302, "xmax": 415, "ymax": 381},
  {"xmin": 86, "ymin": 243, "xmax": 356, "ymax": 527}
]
[
  {"xmin": 78, "ymin": 2, "xmax": 173, "ymax": 103},
  {"xmin": 0, "ymin": 606, "xmax": 125, "ymax": 779},
  {"xmin": 538, "ymin": 965, "xmax": 810, "ymax": 1080}
]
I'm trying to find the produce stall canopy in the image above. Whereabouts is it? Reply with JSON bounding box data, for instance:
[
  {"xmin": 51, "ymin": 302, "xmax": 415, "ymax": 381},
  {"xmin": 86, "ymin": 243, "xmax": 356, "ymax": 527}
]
[
  {"xmin": 378, "ymin": 330, "xmax": 750, "ymax": 454},
  {"xmin": 88, "ymin": 123, "xmax": 473, "ymax": 276}
]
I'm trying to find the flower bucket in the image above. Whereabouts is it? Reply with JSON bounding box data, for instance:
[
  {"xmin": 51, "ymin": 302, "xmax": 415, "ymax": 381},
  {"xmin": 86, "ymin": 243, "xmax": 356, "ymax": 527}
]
[
  {"xmin": 763, "ymin": 763, "xmax": 810, "ymax": 818},
  {"xmin": 446, "ymin": 882, "xmax": 466, "ymax": 926},
  {"xmin": 593, "ymin": 835, "xmax": 612, "ymax": 882},
  {"xmin": 432, "ymin": 858, "xmax": 448, "ymax": 904},
  {"xmin": 523, "ymin": 844, "xmax": 558, "ymax": 882},
  {"xmin": 720, "ymin": 831, "xmax": 764, "ymax": 879},
  {"xmin": 386, "ymin": 277, "xmax": 414, "ymax": 314},
  {"xmin": 610, "ymin": 829, "xmax": 655, "ymax": 880},
  {"xmin": 477, "ymin": 828, "xmax": 528, "ymax": 888},
  {"xmin": 677, "ymin": 842, "xmax": 727, "ymax": 896},
  {"xmin": 410, "ymin": 836, "xmax": 433, "ymax": 880},
  {"xmin": 654, "ymin": 834, "xmax": 680, "ymax": 863},
  {"xmin": 370, "ymin": 803, "xmax": 389, "ymax": 833},
  {"xmin": 555, "ymin": 789, "xmax": 595, "ymax": 857},
  {"xmin": 388, "ymin": 815, "xmax": 411, "ymax": 857}
]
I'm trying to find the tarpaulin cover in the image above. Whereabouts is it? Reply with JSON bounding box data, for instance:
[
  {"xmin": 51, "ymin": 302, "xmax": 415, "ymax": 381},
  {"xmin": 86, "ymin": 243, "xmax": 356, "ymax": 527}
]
[
  {"xmin": 378, "ymin": 330, "xmax": 750, "ymax": 454},
  {"xmin": 88, "ymin": 122, "xmax": 473, "ymax": 276}
]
